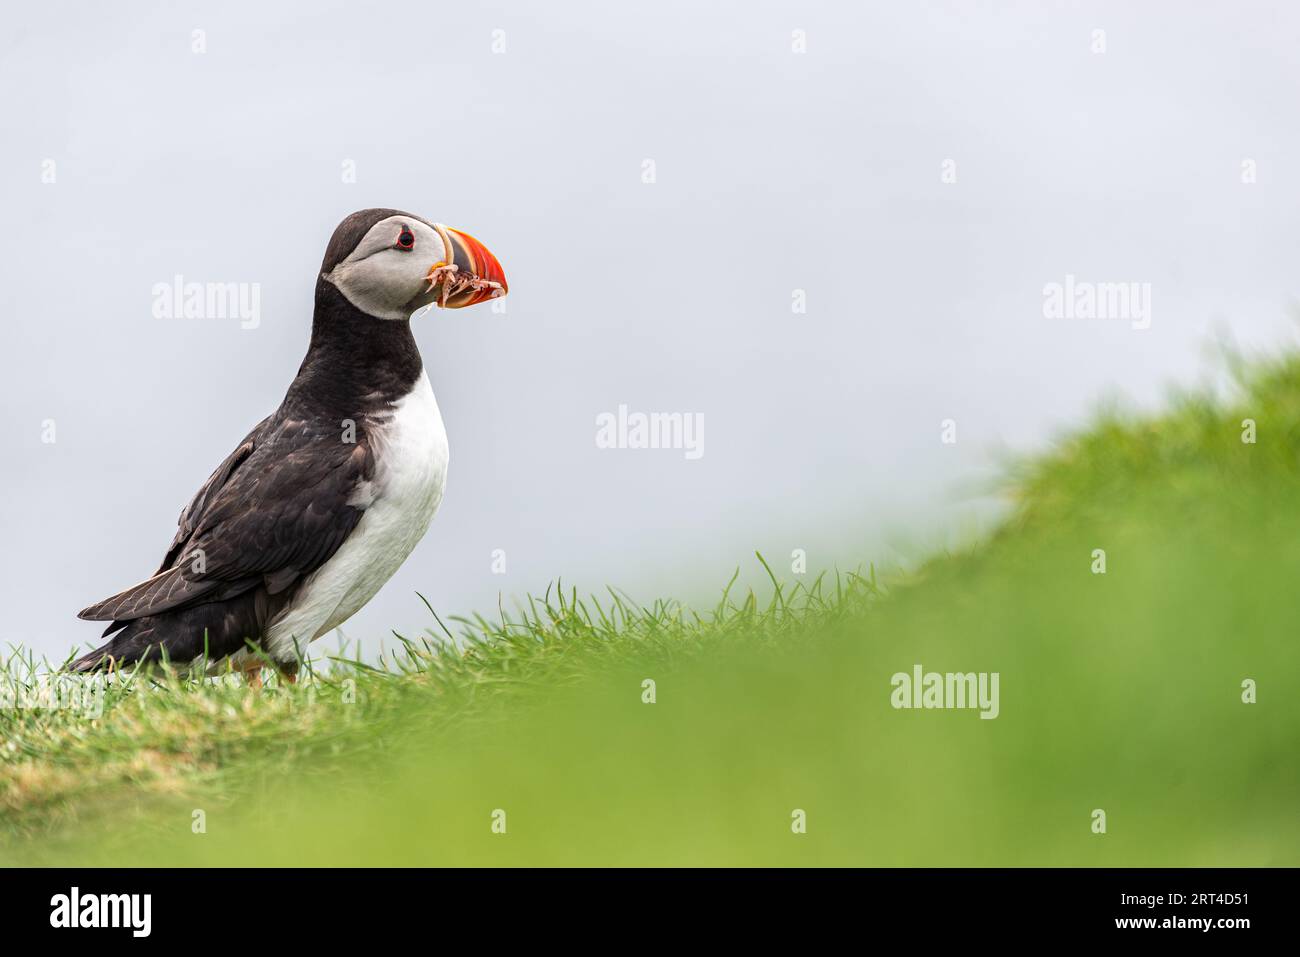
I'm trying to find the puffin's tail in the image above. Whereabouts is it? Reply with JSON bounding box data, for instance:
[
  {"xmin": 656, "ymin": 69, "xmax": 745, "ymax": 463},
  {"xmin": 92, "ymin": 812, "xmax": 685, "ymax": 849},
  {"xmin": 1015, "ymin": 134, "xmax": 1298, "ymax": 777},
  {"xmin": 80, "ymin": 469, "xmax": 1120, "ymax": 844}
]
[
  {"xmin": 68, "ymin": 618, "xmax": 168, "ymax": 673},
  {"xmin": 68, "ymin": 591, "xmax": 275, "ymax": 674}
]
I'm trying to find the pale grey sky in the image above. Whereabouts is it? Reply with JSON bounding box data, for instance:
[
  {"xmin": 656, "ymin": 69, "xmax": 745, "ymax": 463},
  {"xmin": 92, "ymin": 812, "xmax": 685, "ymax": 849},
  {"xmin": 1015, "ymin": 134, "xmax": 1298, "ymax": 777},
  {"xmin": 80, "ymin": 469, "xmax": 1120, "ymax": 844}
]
[{"xmin": 3, "ymin": 1, "xmax": 1298, "ymax": 662}]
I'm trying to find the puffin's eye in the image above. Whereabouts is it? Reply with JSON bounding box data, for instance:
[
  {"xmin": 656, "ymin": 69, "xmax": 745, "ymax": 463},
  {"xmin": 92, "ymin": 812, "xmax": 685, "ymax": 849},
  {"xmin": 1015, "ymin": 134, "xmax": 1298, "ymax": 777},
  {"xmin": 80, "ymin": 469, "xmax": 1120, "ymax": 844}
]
[{"xmin": 396, "ymin": 227, "xmax": 415, "ymax": 251}]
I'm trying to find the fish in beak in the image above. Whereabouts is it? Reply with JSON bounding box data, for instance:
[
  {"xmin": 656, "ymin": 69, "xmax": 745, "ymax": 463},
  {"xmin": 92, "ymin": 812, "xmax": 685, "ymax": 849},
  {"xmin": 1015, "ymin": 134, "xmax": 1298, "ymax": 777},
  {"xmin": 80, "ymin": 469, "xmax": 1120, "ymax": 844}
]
[{"xmin": 426, "ymin": 225, "xmax": 508, "ymax": 309}]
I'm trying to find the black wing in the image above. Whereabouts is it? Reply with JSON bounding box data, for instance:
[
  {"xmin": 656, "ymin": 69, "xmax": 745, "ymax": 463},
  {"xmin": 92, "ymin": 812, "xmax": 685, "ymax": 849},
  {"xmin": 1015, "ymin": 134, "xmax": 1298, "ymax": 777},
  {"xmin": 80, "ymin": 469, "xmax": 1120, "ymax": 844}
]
[{"xmin": 78, "ymin": 414, "xmax": 372, "ymax": 623}]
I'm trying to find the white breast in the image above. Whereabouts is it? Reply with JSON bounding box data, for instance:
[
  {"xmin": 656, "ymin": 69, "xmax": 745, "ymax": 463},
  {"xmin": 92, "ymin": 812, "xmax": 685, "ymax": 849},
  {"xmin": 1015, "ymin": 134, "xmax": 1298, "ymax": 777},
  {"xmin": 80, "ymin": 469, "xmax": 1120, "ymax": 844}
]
[{"xmin": 264, "ymin": 371, "xmax": 449, "ymax": 662}]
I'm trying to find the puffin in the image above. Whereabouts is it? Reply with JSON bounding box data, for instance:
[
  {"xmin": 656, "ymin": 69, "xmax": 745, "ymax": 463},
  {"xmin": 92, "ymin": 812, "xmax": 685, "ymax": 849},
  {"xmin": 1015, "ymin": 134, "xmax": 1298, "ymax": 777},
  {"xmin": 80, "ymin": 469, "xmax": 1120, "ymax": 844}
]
[{"xmin": 71, "ymin": 208, "xmax": 507, "ymax": 685}]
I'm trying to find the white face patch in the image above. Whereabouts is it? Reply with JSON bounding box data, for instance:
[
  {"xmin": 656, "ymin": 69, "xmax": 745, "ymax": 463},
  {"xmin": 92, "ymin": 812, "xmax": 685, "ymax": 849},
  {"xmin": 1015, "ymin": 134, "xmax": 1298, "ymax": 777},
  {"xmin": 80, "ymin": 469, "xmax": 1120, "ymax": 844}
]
[{"xmin": 322, "ymin": 216, "xmax": 449, "ymax": 320}]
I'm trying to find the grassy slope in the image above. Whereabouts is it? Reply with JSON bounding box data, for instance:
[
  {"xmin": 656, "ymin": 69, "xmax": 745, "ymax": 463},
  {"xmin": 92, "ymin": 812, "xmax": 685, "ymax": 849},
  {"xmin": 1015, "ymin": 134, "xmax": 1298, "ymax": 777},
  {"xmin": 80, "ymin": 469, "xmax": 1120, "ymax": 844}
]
[{"xmin": 3, "ymin": 352, "xmax": 1300, "ymax": 865}]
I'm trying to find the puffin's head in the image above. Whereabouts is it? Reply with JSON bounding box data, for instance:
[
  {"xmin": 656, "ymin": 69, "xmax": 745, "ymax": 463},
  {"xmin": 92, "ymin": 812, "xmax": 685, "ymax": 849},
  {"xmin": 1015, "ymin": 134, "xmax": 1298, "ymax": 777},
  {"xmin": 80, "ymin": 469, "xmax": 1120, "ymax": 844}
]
[{"xmin": 320, "ymin": 207, "xmax": 508, "ymax": 320}]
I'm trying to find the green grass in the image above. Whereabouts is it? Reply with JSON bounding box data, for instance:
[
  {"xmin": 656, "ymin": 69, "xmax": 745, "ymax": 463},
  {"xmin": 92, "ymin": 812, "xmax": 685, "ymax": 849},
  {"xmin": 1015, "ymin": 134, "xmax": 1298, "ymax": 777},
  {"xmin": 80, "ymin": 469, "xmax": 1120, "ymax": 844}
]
[{"xmin": 3, "ymin": 348, "xmax": 1300, "ymax": 865}]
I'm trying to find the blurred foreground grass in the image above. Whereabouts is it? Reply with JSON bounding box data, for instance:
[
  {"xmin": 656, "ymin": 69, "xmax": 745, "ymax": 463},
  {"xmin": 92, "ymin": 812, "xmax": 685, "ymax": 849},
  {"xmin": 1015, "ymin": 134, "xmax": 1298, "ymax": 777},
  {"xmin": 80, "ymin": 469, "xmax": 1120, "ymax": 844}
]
[{"xmin": 3, "ymin": 351, "xmax": 1300, "ymax": 865}]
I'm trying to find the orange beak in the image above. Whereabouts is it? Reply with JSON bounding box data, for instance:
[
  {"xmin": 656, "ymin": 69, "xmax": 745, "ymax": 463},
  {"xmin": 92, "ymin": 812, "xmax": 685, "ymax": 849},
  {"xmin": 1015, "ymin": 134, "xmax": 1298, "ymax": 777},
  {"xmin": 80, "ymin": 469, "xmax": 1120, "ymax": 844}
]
[{"xmin": 427, "ymin": 224, "xmax": 508, "ymax": 309}]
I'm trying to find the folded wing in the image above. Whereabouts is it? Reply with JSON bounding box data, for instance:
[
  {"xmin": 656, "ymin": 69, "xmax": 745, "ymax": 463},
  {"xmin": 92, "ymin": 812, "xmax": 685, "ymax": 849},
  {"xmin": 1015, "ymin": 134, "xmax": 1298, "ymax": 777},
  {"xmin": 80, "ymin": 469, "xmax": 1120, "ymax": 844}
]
[{"xmin": 78, "ymin": 414, "xmax": 374, "ymax": 627}]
